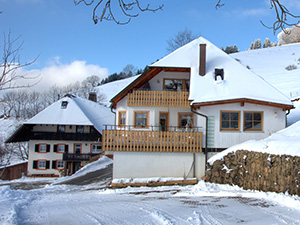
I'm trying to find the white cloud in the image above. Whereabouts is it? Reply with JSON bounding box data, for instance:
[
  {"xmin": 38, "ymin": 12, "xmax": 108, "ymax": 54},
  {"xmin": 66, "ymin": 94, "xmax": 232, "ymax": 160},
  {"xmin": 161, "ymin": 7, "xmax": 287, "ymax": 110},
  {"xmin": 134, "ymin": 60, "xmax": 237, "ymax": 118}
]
[
  {"xmin": 224, "ymin": 7, "xmax": 269, "ymax": 18},
  {"xmin": 16, "ymin": 58, "xmax": 109, "ymax": 92}
]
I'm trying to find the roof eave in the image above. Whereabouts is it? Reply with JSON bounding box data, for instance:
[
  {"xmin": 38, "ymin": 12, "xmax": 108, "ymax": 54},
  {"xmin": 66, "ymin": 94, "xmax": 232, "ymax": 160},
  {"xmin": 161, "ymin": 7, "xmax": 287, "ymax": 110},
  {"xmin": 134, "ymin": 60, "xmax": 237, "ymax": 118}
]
[{"xmin": 191, "ymin": 98, "xmax": 293, "ymax": 110}]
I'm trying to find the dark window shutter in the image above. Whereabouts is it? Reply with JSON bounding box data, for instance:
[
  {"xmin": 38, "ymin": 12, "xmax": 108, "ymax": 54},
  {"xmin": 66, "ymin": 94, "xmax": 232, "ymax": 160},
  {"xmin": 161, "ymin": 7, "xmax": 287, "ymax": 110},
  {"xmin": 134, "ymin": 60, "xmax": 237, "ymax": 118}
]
[
  {"xmin": 46, "ymin": 161, "xmax": 50, "ymax": 169},
  {"xmin": 46, "ymin": 145, "xmax": 50, "ymax": 152},
  {"xmin": 65, "ymin": 145, "xmax": 69, "ymax": 153},
  {"xmin": 35, "ymin": 145, "xmax": 39, "ymax": 152},
  {"xmin": 52, "ymin": 160, "xmax": 56, "ymax": 169},
  {"xmin": 33, "ymin": 160, "xmax": 37, "ymax": 169},
  {"xmin": 53, "ymin": 145, "xmax": 57, "ymax": 152}
]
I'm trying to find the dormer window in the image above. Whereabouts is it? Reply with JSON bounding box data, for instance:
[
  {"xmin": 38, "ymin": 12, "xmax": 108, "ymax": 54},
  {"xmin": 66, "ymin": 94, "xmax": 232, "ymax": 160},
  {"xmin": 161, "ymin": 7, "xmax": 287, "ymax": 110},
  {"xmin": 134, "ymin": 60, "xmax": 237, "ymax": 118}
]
[
  {"xmin": 61, "ymin": 101, "xmax": 68, "ymax": 109},
  {"xmin": 215, "ymin": 69, "xmax": 224, "ymax": 81}
]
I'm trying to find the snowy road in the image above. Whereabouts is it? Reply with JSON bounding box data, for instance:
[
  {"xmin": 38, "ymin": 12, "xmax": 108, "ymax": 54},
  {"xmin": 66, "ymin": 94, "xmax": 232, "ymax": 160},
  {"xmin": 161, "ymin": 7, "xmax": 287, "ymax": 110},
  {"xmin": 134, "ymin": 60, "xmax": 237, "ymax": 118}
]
[{"xmin": 1, "ymin": 181, "xmax": 300, "ymax": 225}]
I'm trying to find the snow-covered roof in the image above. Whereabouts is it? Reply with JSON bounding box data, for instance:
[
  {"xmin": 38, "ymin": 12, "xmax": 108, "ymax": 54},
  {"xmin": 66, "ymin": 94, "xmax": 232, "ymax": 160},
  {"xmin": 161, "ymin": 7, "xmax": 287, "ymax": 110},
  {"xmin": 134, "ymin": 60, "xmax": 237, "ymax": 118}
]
[
  {"xmin": 25, "ymin": 95, "xmax": 114, "ymax": 133},
  {"xmin": 151, "ymin": 37, "xmax": 292, "ymax": 107},
  {"xmin": 95, "ymin": 75, "xmax": 140, "ymax": 106}
]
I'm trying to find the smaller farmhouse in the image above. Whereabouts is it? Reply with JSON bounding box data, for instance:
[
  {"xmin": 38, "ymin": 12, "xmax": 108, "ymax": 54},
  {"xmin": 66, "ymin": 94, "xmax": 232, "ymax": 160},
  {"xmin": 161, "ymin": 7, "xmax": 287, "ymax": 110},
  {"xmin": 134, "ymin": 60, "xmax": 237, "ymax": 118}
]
[
  {"xmin": 103, "ymin": 37, "xmax": 293, "ymax": 181},
  {"xmin": 6, "ymin": 94, "xmax": 114, "ymax": 177}
]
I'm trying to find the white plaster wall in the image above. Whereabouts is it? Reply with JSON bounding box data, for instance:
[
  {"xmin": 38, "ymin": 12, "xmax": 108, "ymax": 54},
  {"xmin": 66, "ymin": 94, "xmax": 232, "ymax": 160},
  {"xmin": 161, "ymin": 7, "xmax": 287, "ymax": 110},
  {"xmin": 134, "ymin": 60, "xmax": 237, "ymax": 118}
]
[
  {"xmin": 197, "ymin": 102, "xmax": 287, "ymax": 148},
  {"xmin": 27, "ymin": 140, "xmax": 101, "ymax": 176},
  {"xmin": 113, "ymin": 151, "xmax": 206, "ymax": 179}
]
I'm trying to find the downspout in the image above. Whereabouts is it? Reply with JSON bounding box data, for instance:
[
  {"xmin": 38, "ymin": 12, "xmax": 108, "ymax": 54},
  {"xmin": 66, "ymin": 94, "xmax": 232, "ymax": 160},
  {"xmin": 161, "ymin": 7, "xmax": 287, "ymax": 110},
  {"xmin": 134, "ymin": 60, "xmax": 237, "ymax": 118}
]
[
  {"xmin": 285, "ymin": 109, "xmax": 291, "ymax": 127},
  {"xmin": 191, "ymin": 105, "xmax": 208, "ymax": 172}
]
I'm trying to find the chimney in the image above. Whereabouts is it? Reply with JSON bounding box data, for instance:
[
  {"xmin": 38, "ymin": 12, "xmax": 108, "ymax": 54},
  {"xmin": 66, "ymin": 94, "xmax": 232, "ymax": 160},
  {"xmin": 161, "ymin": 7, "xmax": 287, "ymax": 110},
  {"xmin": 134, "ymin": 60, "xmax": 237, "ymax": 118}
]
[
  {"xmin": 88, "ymin": 92, "xmax": 97, "ymax": 102},
  {"xmin": 199, "ymin": 44, "xmax": 206, "ymax": 76}
]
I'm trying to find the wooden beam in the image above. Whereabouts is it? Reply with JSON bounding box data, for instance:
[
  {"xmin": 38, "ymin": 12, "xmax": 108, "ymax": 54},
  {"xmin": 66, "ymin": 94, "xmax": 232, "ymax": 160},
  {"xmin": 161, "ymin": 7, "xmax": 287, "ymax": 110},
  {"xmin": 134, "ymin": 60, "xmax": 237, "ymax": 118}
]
[{"xmin": 192, "ymin": 98, "xmax": 293, "ymax": 110}]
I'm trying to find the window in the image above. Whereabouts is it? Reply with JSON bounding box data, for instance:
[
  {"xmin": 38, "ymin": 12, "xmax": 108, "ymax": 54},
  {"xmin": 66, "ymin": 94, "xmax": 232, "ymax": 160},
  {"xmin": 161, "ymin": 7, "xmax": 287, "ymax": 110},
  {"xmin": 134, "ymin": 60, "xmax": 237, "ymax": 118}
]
[
  {"xmin": 178, "ymin": 113, "xmax": 193, "ymax": 128},
  {"xmin": 61, "ymin": 101, "xmax": 68, "ymax": 109},
  {"xmin": 52, "ymin": 160, "xmax": 64, "ymax": 170},
  {"xmin": 56, "ymin": 160, "xmax": 64, "ymax": 170},
  {"xmin": 57, "ymin": 125, "xmax": 65, "ymax": 132},
  {"xmin": 91, "ymin": 144, "xmax": 102, "ymax": 154},
  {"xmin": 90, "ymin": 126, "xmax": 97, "ymax": 133},
  {"xmin": 39, "ymin": 144, "xmax": 47, "ymax": 153},
  {"xmin": 134, "ymin": 111, "xmax": 149, "ymax": 128},
  {"xmin": 244, "ymin": 111, "xmax": 263, "ymax": 131},
  {"xmin": 220, "ymin": 111, "xmax": 240, "ymax": 131},
  {"xmin": 35, "ymin": 144, "xmax": 50, "ymax": 153},
  {"xmin": 58, "ymin": 144, "xmax": 65, "ymax": 153},
  {"xmin": 118, "ymin": 111, "xmax": 126, "ymax": 126},
  {"xmin": 74, "ymin": 144, "xmax": 81, "ymax": 154},
  {"xmin": 163, "ymin": 79, "xmax": 190, "ymax": 91},
  {"xmin": 77, "ymin": 125, "xmax": 84, "ymax": 133},
  {"xmin": 38, "ymin": 160, "xmax": 46, "ymax": 169},
  {"xmin": 33, "ymin": 160, "xmax": 49, "ymax": 169}
]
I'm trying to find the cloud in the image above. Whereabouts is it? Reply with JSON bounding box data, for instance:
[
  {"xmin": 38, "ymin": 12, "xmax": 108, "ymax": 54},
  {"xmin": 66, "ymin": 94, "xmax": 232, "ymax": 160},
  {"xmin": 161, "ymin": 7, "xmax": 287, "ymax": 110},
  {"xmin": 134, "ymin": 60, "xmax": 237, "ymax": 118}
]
[
  {"xmin": 224, "ymin": 8, "xmax": 269, "ymax": 18},
  {"xmin": 16, "ymin": 58, "xmax": 109, "ymax": 92}
]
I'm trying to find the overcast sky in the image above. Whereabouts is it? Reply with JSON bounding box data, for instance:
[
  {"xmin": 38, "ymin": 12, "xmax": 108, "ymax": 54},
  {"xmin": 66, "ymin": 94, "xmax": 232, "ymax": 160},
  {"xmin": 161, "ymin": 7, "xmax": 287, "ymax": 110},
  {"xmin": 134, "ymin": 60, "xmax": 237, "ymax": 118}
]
[{"xmin": 1, "ymin": 0, "xmax": 300, "ymax": 91}]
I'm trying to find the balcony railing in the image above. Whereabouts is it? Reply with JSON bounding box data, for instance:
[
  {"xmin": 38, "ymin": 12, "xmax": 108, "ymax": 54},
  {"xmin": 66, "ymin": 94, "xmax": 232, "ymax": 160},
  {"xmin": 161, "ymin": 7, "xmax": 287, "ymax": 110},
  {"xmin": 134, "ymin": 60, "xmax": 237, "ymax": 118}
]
[
  {"xmin": 102, "ymin": 126, "xmax": 202, "ymax": 153},
  {"xmin": 127, "ymin": 90, "xmax": 191, "ymax": 108},
  {"xmin": 63, "ymin": 153, "xmax": 100, "ymax": 161},
  {"xmin": 30, "ymin": 132, "xmax": 101, "ymax": 141}
]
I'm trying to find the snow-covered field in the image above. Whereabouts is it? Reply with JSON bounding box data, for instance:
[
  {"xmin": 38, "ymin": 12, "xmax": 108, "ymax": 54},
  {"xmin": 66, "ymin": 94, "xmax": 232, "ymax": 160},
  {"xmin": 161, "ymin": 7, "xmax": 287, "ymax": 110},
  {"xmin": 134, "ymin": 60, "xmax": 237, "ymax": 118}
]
[{"xmin": 1, "ymin": 180, "xmax": 300, "ymax": 225}]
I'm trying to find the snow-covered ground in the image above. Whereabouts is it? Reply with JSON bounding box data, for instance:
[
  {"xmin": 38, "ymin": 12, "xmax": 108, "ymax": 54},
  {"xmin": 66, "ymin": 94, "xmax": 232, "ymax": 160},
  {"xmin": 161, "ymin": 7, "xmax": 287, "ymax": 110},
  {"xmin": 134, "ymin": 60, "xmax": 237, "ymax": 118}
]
[{"xmin": 1, "ymin": 180, "xmax": 300, "ymax": 224}]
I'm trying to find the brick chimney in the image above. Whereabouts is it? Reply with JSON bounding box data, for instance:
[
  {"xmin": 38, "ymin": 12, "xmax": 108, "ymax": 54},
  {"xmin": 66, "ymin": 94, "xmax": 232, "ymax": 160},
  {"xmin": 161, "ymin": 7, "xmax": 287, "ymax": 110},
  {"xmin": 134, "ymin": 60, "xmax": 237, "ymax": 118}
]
[
  {"xmin": 88, "ymin": 92, "xmax": 97, "ymax": 102},
  {"xmin": 199, "ymin": 44, "xmax": 206, "ymax": 76}
]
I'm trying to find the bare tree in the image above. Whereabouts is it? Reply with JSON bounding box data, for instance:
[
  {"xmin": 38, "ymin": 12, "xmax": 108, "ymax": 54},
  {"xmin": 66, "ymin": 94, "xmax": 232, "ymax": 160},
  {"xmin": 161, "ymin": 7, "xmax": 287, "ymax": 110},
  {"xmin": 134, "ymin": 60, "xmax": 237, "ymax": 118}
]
[
  {"xmin": 217, "ymin": 0, "xmax": 300, "ymax": 34},
  {"xmin": 73, "ymin": 0, "xmax": 163, "ymax": 25},
  {"xmin": 166, "ymin": 28, "xmax": 198, "ymax": 52},
  {"xmin": 122, "ymin": 64, "xmax": 137, "ymax": 76},
  {"xmin": 0, "ymin": 31, "xmax": 40, "ymax": 91},
  {"xmin": 75, "ymin": 0, "xmax": 300, "ymax": 33},
  {"xmin": 81, "ymin": 75, "xmax": 100, "ymax": 88}
]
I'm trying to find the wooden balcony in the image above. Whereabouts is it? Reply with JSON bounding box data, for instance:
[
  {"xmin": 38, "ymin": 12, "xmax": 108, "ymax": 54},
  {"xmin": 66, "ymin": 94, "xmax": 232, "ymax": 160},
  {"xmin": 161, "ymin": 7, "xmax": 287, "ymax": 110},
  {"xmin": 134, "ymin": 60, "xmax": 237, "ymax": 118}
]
[
  {"xmin": 127, "ymin": 90, "xmax": 191, "ymax": 108},
  {"xmin": 102, "ymin": 127, "xmax": 202, "ymax": 153}
]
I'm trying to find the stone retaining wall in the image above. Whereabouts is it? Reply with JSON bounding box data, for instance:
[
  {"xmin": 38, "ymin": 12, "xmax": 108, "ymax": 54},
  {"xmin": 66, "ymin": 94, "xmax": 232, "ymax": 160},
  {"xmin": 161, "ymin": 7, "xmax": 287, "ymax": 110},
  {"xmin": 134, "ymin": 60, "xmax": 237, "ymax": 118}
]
[{"xmin": 206, "ymin": 150, "xmax": 300, "ymax": 196}]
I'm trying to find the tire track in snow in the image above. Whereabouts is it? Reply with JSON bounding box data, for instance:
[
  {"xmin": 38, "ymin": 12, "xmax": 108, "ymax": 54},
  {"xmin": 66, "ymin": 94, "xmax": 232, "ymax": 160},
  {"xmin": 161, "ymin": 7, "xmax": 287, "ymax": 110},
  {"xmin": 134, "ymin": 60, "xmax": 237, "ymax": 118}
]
[
  {"xmin": 141, "ymin": 208, "xmax": 175, "ymax": 225},
  {"xmin": 192, "ymin": 207, "xmax": 223, "ymax": 225}
]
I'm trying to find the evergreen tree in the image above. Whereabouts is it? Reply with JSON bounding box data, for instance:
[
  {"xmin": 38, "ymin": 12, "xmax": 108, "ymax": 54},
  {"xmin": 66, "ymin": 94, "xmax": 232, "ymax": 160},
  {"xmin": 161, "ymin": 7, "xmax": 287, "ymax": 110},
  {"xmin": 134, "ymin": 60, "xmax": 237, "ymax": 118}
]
[
  {"xmin": 263, "ymin": 38, "xmax": 272, "ymax": 48},
  {"xmin": 223, "ymin": 45, "xmax": 239, "ymax": 54}
]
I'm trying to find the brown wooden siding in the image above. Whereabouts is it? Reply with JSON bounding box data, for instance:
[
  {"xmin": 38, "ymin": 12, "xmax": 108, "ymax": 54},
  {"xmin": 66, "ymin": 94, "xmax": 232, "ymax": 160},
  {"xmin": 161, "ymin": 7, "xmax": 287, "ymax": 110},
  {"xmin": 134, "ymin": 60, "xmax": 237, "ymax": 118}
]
[
  {"xmin": 102, "ymin": 130, "xmax": 202, "ymax": 153},
  {"xmin": 127, "ymin": 90, "xmax": 191, "ymax": 108},
  {"xmin": 0, "ymin": 162, "xmax": 27, "ymax": 180}
]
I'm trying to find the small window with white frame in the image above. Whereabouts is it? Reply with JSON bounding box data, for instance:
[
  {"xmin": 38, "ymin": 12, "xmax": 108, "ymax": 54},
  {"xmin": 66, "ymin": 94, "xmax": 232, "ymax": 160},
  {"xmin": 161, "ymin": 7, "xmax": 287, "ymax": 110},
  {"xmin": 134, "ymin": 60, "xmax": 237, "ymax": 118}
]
[
  {"xmin": 57, "ymin": 144, "xmax": 65, "ymax": 153},
  {"xmin": 91, "ymin": 144, "xmax": 102, "ymax": 154},
  {"xmin": 39, "ymin": 144, "xmax": 47, "ymax": 153},
  {"xmin": 38, "ymin": 160, "xmax": 46, "ymax": 169}
]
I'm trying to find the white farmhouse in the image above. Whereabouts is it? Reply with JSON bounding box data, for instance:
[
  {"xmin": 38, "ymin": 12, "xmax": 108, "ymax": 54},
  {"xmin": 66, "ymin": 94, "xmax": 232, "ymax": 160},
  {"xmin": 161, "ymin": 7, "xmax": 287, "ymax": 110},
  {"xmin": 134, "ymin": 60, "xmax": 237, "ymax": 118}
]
[
  {"xmin": 103, "ymin": 37, "xmax": 293, "ymax": 181},
  {"xmin": 6, "ymin": 94, "xmax": 114, "ymax": 177}
]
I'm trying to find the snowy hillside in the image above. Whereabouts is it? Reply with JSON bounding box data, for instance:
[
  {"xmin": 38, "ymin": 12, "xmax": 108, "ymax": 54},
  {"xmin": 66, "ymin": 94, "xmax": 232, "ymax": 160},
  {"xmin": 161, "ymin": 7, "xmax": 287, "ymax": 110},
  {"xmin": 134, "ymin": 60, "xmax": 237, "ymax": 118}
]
[{"xmin": 232, "ymin": 43, "xmax": 300, "ymax": 99}]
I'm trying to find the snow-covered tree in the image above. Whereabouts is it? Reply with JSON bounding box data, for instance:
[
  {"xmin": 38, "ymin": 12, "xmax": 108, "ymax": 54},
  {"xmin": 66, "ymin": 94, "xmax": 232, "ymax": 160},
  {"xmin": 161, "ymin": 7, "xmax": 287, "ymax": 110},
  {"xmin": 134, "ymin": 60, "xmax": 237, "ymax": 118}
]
[
  {"xmin": 223, "ymin": 45, "xmax": 239, "ymax": 54},
  {"xmin": 277, "ymin": 24, "xmax": 300, "ymax": 45},
  {"xmin": 250, "ymin": 39, "xmax": 262, "ymax": 50},
  {"xmin": 263, "ymin": 38, "xmax": 272, "ymax": 48}
]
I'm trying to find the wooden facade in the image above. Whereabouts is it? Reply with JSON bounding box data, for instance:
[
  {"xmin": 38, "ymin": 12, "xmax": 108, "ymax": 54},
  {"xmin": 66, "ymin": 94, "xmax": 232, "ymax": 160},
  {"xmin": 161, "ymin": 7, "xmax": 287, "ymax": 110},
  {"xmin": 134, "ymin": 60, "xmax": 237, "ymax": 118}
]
[
  {"xmin": 102, "ymin": 130, "xmax": 202, "ymax": 153},
  {"xmin": 127, "ymin": 90, "xmax": 191, "ymax": 108},
  {"xmin": 0, "ymin": 162, "xmax": 27, "ymax": 180}
]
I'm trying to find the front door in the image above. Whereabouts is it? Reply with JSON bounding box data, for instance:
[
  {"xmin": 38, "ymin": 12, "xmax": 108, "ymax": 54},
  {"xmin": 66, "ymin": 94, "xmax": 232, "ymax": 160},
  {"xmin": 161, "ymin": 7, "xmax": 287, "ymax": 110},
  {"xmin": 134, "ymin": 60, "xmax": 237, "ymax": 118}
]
[{"xmin": 159, "ymin": 112, "xmax": 169, "ymax": 131}]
